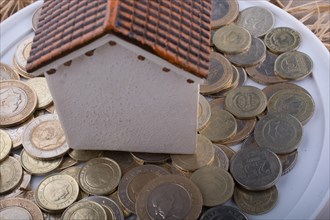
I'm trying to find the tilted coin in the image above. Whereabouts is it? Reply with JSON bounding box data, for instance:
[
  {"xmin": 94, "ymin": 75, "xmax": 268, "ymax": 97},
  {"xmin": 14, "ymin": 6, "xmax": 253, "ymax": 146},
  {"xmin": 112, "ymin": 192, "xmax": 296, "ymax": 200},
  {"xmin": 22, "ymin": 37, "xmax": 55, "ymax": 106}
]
[
  {"xmin": 56, "ymin": 156, "xmax": 78, "ymax": 170},
  {"xmin": 135, "ymin": 175, "xmax": 203, "ymax": 220},
  {"xmin": 32, "ymin": 7, "xmax": 42, "ymax": 32},
  {"xmin": 171, "ymin": 134, "xmax": 215, "ymax": 172},
  {"xmin": 254, "ymin": 113, "xmax": 303, "ymax": 154},
  {"xmin": 198, "ymin": 95, "xmax": 211, "ymax": 130},
  {"xmin": 236, "ymin": 6, "xmax": 275, "ymax": 37},
  {"xmin": 79, "ymin": 157, "xmax": 121, "ymax": 195},
  {"xmin": 61, "ymin": 200, "xmax": 107, "ymax": 220},
  {"xmin": 118, "ymin": 164, "xmax": 170, "ymax": 213},
  {"xmin": 0, "ymin": 80, "xmax": 37, "ymax": 127},
  {"xmin": 35, "ymin": 174, "xmax": 79, "ymax": 212},
  {"xmin": 0, "ymin": 156, "xmax": 23, "ymax": 194},
  {"xmin": 200, "ymin": 205, "xmax": 248, "ymax": 220},
  {"xmin": 210, "ymin": 144, "xmax": 229, "ymax": 171},
  {"xmin": 22, "ymin": 114, "xmax": 69, "ymax": 159},
  {"xmin": 4, "ymin": 116, "xmax": 33, "ymax": 150},
  {"xmin": 17, "ymin": 190, "xmax": 35, "ymax": 202},
  {"xmin": 241, "ymin": 133, "xmax": 260, "ymax": 150},
  {"xmin": 0, "ymin": 129, "xmax": 12, "ymax": 162},
  {"xmin": 42, "ymin": 212, "xmax": 62, "ymax": 220},
  {"xmin": 130, "ymin": 152, "xmax": 170, "ymax": 165},
  {"xmin": 171, "ymin": 162, "xmax": 193, "ymax": 178},
  {"xmin": 209, "ymin": 97, "xmax": 226, "ymax": 110},
  {"xmin": 0, "ymin": 63, "xmax": 20, "ymax": 81},
  {"xmin": 211, "ymin": 0, "xmax": 239, "ymax": 29},
  {"xmin": 216, "ymin": 144, "xmax": 236, "ymax": 161},
  {"xmin": 275, "ymin": 51, "xmax": 313, "ymax": 80},
  {"xmin": 225, "ymin": 37, "xmax": 267, "ymax": 67},
  {"xmin": 26, "ymin": 77, "xmax": 53, "ymax": 109},
  {"xmin": 83, "ymin": 196, "xmax": 124, "ymax": 220},
  {"xmin": 278, "ymin": 150, "xmax": 298, "ymax": 175},
  {"xmin": 200, "ymin": 52, "xmax": 233, "ymax": 94},
  {"xmin": 60, "ymin": 166, "xmax": 81, "ymax": 183},
  {"xmin": 68, "ymin": 149, "xmax": 103, "ymax": 161},
  {"xmin": 213, "ymin": 24, "xmax": 252, "ymax": 54},
  {"xmin": 45, "ymin": 104, "xmax": 56, "ymax": 113},
  {"xmin": 191, "ymin": 166, "xmax": 234, "ymax": 206},
  {"xmin": 225, "ymin": 86, "xmax": 267, "ymax": 119},
  {"xmin": 103, "ymin": 151, "xmax": 139, "ymax": 174},
  {"xmin": 237, "ymin": 66, "xmax": 247, "ymax": 87},
  {"xmin": 200, "ymin": 109, "xmax": 237, "ymax": 143},
  {"xmin": 20, "ymin": 149, "xmax": 62, "ymax": 176},
  {"xmin": 267, "ymin": 88, "xmax": 315, "ymax": 124},
  {"xmin": 230, "ymin": 148, "xmax": 282, "ymax": 191},
  {"xmin": 0, "ymin": 170, "xmax": 31, "ymax": 200},
  {"xmin": 262, "ymin": 82, "xmax": 310, "ymax": 100},
  {"xmin": 34, "ymin": 109, "xmax": 49, "ymax": 117},
  {"xmin": 234, "ymin": 185, "xmax": 278, "ymax": 215},
  {"xmin": 108, "ymin": 190, "xmax": 132, "ymax": 217},
  {"xmin": 264, "ymin": 27, "xmax": 301, "ymax": 54},
  {"xmin": 14, "ymin": 36, "xmax": 35, "ymax": 78},
  {"xmin": 245, "ymin": 50, "xmax": 287, "ymax": 84},
  {"xmin": 0, "ymin": 198, "xmax": 43, "ymax": 220}
]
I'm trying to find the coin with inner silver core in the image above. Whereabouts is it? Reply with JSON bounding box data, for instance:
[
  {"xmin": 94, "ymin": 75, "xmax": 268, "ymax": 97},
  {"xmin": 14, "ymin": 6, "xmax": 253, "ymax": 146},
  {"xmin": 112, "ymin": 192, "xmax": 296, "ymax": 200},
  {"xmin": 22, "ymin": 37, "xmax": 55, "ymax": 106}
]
[
  {"xmin": 83, "ymin": 196, "xmax": 124, "ymax": 220},
  {"xmin": 230, "ymin": 148, "xmax": 282, "ymax": 191},
  {"xmin": 262, "ymin": 82, "xmax": 310, "ymax": 99},
  {"xmin": 14, "ymin": 36, "xmax": 35, "ymax": 78},
  {"xmin": 0, "ymin": 198, "xmax": 43, "ymax": 220},
  {"xmin": 200, "ymin": 205, "xmax": 248, "ymax": 220},
  {"xmin": 211, "ymin": 0, "xmax": 239, "ymax": 29},
  {"xmin": 0, "ymin": 63, "xmax": 20, "ymax": 81},
  {"xmin": 210, "ymin": 145, "xmax": 229, "ymax": 170},
  {"xmin": 264, "ymin": 27, "xmax": 301, "ymax": 53},
  {"xmin": 61, "ymin": 200, "xmax": 107, "ymax": 220}
]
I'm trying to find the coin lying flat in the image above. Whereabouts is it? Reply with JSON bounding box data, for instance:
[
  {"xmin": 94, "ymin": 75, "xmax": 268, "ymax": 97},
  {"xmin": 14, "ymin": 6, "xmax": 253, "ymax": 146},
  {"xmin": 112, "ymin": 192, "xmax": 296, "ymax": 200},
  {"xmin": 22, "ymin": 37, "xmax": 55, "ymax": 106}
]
[
  {"xmin": 225, "ymin": 37, "xmax": 267, "ymax": 67},
  {"xmin": 118, "ymin": 164, "xmax": 170, "ymax": 213},
  {"xmin": 79, "ymin": 157, "xmax": 121, "ymax": 195},
  {"xmin": 83, "ymin": 196, "xmax": 124, "ymax": 220},
  {"xmin": 262, "ymin": 82, "xmax": 310, "ymax": 99},
  {"xmin": 191, "ymin": 166, "xmax": 234, "ymax": 207},
  {"xmin": 236, "ymin": 6, "xmax": 275, "ymax": 37},
  {"xmin": 254, "ymin": 113, "xmax": 303, "ymax": 154},
  {"xmin": 68, "ymin": 149, "xmax": 103, "ymax": 162},
  {"xmin": 211, "ymin": 0, "xmax": 239, "ymax": 29},
  {"xmin": 26, "ymin": 77, "xmax": 53, "ymax": 109},
  {"xmin": 131, "ymin": 152, "xmax": 170, "ymax": 165},
  {"xmin": 0, "ymin": 198, "xmax": 43, "ymax": 220},
  {"xmin": 211, "ymin": 145, "xmax": 229, "ymax": 171},
  {"xmin": 22, "ymin": 114, "xmax": 69, "ymax": 159},
  {"xmin": 200, "ymin": 52, "xmax": 233, "ymax": 95},
  {"xmin": 279, "ymin": 150, "xmax": 298, "ymax": 176},
  {"xmin": 0, "ymin": 156, "xmax": 23, "ymax": 194},
  {"xmin": 0, "ymin": 80, "xmax": 37, "ymax": 127},
  {"xmin": 200, "ymin": 205, "xmax": 248, "ymax": 220},
  {"xmin": 171, "ymin": 134, "xmax": 215, "ymax": 172},
  {"xmin": 14, "ymin": 36, "xmax": 35, "ymax": 79},
  {"xmin": 267, "ymin": 88, "xmax": 315, "ymax": 125},
  {"xmin": 135, "ymin": 175, "xmax": 203, "ymax": 220},
  {"xmin": 103, "ymin": 151, "xmax": 139, "ymax": 174},
  {"xmin": 198, "ymin": 95, "xmax": 211, "ymax": 131},
  {"xmin": 230, "ymin": 148, "xmax": 282, "ymax": 191},
  {"xmin": 0, "ymin": 63, "xmax": 20, "ymax": 81},
  {"xmin": 234, "ymin": 185, "xmax": 278, "ymax": 215},
  {"xmin": 200, "ymin": 108, "xmax": 237, "ymax": 143},
  {"xmin": 264, "ymin": 27, "xmax": 301, "ymax": 54},
  {"xmin": 245, "ymin": 50, "xmax": 287, "ymax": 84},
  {"xmin": 0, "ymin": 129, "xmax": 12, "ymax": 162},
  {"xmin": 35, "ymin": 174, "xmax": 79, "ymax": 212},
  {"xmin": 4, "ymin": 116, "xmax": 33, "ymax": 150},
  {"xmin": 61, "ymin": 200, "xmax": 107, "ymax": 220},
  {"xmin": 213, "ymin": 24, "xmax": 252, "ymax": 54},
  {"xmin": 225, "ymin": 86, "xmax": 267, "ymax": 119},
  {"xmin": 20, "ymin": 149, "xmax": 63, "ymax": 176},
  {"xmin": 274, "ymin": 51, "xmax": 313, "ymax": 80}
]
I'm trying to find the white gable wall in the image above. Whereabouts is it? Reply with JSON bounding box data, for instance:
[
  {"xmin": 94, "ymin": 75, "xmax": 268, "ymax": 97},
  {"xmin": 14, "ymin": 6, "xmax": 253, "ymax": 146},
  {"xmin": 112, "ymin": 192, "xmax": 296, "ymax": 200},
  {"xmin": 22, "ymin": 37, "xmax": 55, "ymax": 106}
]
[{"xmin": 45, "ymin": 37, "xmax": 200, "ymax": 154}]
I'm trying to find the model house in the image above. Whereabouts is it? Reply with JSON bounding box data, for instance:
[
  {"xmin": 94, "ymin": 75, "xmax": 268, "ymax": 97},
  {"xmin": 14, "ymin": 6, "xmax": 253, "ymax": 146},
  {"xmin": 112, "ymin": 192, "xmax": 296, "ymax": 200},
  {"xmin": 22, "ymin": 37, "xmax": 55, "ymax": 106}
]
[{"xmin": 26, "ymin": 0, "xmax": 211, "ymax": 154}]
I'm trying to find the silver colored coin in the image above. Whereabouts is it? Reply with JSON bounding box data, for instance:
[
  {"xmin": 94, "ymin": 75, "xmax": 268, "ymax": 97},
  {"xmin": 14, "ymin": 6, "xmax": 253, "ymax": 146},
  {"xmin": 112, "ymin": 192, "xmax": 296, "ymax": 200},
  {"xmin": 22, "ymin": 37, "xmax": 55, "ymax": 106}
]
[
  {"xmin": 230, "ymin": 148, "xmax": 282, "ymax": 191},
  {"xmin": 236, "ymin": 6, "xmax": 275, "ymax": 37},
  {"xmin": 225, "ymin": 37, "xmax": 267, "ymax": 67}
]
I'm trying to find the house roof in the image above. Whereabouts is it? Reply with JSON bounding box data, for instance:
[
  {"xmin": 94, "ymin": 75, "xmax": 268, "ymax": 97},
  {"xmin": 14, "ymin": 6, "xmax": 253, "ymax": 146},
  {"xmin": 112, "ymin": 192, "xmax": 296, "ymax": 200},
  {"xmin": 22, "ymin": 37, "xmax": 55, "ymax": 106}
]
[{"xmin": 26, "ymin": 0, "xmax": 211, "ymax": 78}]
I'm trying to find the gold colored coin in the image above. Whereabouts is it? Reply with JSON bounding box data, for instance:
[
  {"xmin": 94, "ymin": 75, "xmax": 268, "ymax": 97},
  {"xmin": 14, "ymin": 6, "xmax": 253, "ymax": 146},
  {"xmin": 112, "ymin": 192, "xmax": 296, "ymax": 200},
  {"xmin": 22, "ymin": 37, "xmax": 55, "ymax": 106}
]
[
  {"xmin": 68, "ymin": 149, "xmax": 103, "ymax": 161},
  {"xmin": 56, "ymin": 156, "xmax": 78, "ymax": 170},
  {"xmin": 0, "ymin": 129, "xmax": 12, "ymax": 162},
  {"xmin": 103, "ymin": 151, "xmax": 139, "ymax": 174},
  {"xmin": 225, "ymin": 86, "xmax": 267, "ymax": 119},
  {"xmin": 0, "ymin": 170, "xmax": 31, "ymax": 200},
  {"xmin": 216, "ymin": 144, "xmax": 236, "ymax": 161},
  {"xmin": 171, "ymin": 134, "xmax": 215, "ymax": 172},
  {"xmin": 0, "ymin": 156, "xmax": 23, "ymax": 194},
  {"xmin": 136, "ymin": 175, "xmax": 203, "ymax": 220},
  {"xmin": 130, "ymin": 152, "xmax": 170, "ymax": 165},
  {"xmin": 22, "ymin": 114, "xmax": 69, "ymax": 159},
  {"xmin": 198, "ymin": 95, "xmax": 211, "ymax": 131},
  {"xmin": 171, "ymin": 162, "xmax": 193, "ymax": 178},
  {"xmin": 60, "ymin": 166, "xmax": 81, "ymax": 184},
  {"xmin": 26, "ymin": 77, "xmax": 53, "ymax": 109},
  {"xmin": 35, "ymin": 174, "xmax": 79, "ymax": 212},
  {"xmin": 79, "ymin": 157, "xmax": 121, "ymax": 195},
  {"xmin": 200, "ymin": 109, "xmax": 237, "ymax": 143},
  {"xmin": 108, "ymin": 190, "xmax": 132, "ymax": 217},
  {"xmin": 211, "ymin": 0, "xmax": 239, "ymax": 29},
  {"xmin": 0, "ymin": 80, "xmax": 37, "ymax": 127},
  {"xmin": 191, "ymin": 166, "xmax": 234, "ymax": 207},
  {"xmin": 0, "ymin": 198, "xmax": 43, "ymax": 220},
  {"xmin": 14, "ymin": 36, "xmax": 35, "ymax": 78},
  {"xmin": 61, "ymin": 200, "xmax": 107, "ymax": 220},
  {"xmin": 0, "ymin": 63, "xmax": 20, "ymax": 81},
  {"xmin": 264, "ymin": 27, "xmax": 301, "ymax": 54},
  {"xmin": 20, "ymin": 149, "xmax": 63, "ymax": 176},
  {"xmin": 210, "ymin": 145, "xmax": 230, "ymax": 170},
  {"xmin": 4, "ymin": 116, "xmax": 33, "ymax": 150},
  {"xmin": 200, "ymin": 52, "xmax": 233, "ymax": 95}
]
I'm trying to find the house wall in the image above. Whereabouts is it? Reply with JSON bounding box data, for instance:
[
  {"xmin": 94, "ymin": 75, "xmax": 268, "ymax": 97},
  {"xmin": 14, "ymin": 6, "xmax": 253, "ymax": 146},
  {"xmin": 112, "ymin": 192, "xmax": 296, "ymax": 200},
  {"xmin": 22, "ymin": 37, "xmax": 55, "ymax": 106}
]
[{"xmin": 45, "ymin": 39, "xmax": 200, "ymax": 154}]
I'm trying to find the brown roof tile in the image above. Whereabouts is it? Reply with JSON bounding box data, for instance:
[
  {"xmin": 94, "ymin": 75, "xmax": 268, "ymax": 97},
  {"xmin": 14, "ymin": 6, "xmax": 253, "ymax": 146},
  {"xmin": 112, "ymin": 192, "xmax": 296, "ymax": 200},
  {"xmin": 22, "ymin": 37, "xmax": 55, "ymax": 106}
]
[{"xmin": 26, "ymin": 0, "xmax": 211, "ymax": 78}]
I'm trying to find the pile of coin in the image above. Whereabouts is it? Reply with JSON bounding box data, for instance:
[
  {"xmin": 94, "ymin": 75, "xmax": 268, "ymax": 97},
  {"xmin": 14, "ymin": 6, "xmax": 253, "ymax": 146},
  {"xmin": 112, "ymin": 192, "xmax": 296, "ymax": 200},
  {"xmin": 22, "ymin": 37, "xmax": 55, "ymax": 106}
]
[{"xmin": 0, "ymin": 1, "xmax": 317, "ymax": 219}]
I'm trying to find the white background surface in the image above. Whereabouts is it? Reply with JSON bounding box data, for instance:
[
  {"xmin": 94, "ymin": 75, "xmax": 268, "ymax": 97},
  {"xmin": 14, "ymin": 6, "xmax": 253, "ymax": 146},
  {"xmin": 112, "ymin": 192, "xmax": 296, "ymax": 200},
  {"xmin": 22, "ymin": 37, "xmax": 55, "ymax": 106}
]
[{"xmin": 0, "ymin": 1, "xmax": 329, "ymax": 219}]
